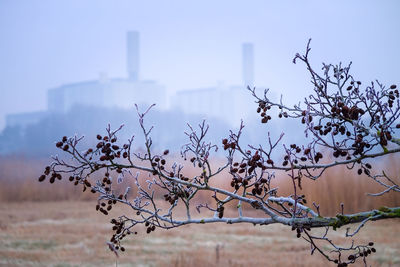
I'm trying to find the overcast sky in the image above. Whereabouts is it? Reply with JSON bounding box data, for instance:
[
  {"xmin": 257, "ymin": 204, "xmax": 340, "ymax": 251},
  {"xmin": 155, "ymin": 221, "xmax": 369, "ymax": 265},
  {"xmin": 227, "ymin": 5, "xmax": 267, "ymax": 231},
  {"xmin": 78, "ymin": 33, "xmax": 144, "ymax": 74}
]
[{"xmin": 0, "ymin": 0, "xmax": 399, "ymax": 130}]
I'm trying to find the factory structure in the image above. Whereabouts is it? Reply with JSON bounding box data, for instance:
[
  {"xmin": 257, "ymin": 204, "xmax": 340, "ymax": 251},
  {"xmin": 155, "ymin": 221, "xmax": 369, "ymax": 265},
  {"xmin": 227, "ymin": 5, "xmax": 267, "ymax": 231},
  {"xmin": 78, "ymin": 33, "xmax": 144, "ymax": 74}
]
[
  {"xmin": 5, "ymin": 32, "xmax": 256, "ymax": 130},
  {"xmin": 47, "ymin": 31, "xmax": 166, "ymax": 113},
  {"xmin": 171, "ymin": 42, "xmax": 255, "ymax": 126}
]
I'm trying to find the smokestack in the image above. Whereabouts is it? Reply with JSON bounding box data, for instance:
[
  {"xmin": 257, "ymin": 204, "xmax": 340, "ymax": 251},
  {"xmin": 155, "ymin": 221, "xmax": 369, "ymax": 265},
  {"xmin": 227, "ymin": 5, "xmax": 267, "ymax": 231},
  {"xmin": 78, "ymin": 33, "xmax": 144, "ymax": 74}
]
[
  {"xmin": 127, "ymin": 31, "xmax": 139, "ymax": 81},
  {"xmin": 242, "ymin": 43, "xmax": 254, "ymax": 87}
]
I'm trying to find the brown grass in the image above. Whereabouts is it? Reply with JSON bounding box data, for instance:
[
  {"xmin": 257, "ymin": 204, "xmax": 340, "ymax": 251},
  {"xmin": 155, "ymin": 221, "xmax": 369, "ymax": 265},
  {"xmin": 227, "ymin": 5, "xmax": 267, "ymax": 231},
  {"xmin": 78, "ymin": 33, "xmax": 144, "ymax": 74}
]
[
  {"xmin": 1, "ymin": 154, "xmax": 400, "ymax": 217},
  {"xmin": 1, "ymin": 155, "xmax": 400, "ymax": 266},
  {"xmin": 0, "ymin": 201, "xmax": 399, "ymax": 267}
]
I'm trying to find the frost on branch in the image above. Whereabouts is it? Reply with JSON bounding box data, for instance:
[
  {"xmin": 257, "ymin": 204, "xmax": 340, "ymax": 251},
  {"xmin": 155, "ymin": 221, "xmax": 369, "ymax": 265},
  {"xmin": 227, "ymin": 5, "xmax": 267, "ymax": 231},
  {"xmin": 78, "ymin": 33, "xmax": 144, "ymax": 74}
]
[{"xmin": 38, "ymin": 40, "xmax": 400, "ymax": 266}]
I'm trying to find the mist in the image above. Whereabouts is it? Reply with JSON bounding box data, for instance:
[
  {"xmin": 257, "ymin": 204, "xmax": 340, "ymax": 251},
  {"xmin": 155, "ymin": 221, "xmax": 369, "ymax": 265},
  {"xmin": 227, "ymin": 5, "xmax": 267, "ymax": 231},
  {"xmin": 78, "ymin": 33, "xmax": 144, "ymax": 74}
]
[{"xmin": 0, "ymin": 0, "xmax": 399, "ymax": 154}]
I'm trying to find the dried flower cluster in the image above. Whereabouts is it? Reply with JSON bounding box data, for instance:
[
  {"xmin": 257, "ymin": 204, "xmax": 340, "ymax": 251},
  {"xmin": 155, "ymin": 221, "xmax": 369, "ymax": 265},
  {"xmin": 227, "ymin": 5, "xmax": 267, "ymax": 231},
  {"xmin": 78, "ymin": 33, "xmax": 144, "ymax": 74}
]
[{"xmin": 39, "ymin": 40, "xmax": 400, "ymax": 266}]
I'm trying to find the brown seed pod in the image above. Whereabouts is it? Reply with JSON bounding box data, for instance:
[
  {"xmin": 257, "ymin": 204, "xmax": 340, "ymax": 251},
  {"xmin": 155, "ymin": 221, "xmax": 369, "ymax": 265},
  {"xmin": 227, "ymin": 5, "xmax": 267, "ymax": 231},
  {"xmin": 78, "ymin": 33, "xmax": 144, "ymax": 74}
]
[
  {"xmin": 56, "ymin": 141, "xmax": 63, "ymax": 148},
  {"xmin": 38, "ymin": 175, "xmax": 46, "ymax": 182}
]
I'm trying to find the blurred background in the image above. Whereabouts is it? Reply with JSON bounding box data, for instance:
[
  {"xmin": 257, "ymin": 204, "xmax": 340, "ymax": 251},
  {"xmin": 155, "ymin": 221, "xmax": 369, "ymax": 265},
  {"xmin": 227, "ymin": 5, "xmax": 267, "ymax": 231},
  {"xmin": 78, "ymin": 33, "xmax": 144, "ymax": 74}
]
[{"xmin": 0, "ymin": 1, "xmax": 400, "ymax": 266}]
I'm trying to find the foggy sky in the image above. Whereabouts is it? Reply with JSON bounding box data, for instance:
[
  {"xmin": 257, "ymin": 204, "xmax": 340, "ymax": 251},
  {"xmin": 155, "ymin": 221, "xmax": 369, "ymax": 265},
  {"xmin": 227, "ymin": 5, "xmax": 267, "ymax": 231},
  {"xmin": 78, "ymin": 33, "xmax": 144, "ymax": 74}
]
[{"xmin": 0, "ymin": 0, "xmax": 399, "ymax": 130}]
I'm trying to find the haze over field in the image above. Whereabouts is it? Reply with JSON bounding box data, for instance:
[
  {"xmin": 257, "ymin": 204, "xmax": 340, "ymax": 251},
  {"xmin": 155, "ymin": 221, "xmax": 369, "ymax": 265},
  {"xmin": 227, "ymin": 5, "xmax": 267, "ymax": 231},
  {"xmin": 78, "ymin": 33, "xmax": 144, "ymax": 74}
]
[
  {"xmin": 1, "ymin": 2, "xmax": 400, "ymax": 265},
  {"xmin": 0, "ymin": 0, "xmax": 399, "ymax": 131}
]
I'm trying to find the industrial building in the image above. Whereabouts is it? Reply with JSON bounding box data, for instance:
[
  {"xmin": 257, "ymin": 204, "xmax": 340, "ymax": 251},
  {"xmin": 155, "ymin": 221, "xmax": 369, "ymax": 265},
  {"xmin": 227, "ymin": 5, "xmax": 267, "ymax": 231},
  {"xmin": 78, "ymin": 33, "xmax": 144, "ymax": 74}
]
[
  {"xmin": 172, "ymin": 43, "xmax": 256, "ymax": 127},
  {"xmin": 6, "ymin": 31, "xmax": 167, "ymax": 129},
  {"xmin": 5, "ymin": 32, "xmax": 257, "ymax": 130},
  {"xmin": 47, "ymin": 31, "xmax": 166, "ymax": 113}
]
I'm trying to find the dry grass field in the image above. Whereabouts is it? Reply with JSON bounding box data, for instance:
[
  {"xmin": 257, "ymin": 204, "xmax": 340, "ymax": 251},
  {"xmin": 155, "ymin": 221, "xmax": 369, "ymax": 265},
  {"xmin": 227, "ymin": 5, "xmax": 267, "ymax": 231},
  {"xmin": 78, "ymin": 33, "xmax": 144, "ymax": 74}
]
[
  {"xmin": 1, "ymin": 155, "xmax": 400, "ymax": 266},
  {"xmin": 0, "ymin": 201, "xmax": 400, "ymax": 267}
]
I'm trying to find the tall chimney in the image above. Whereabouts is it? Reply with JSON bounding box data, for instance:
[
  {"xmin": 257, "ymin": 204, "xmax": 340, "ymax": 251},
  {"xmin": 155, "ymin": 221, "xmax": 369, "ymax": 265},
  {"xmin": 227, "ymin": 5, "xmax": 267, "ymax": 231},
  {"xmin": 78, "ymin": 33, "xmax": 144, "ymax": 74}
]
[
  {"xmin": 242, "ymin": 43, "xmax": 254, "ymax": 87},
  {"xmin": 127, "ymin": 31, "xmax": 139, "ymax": 81}
]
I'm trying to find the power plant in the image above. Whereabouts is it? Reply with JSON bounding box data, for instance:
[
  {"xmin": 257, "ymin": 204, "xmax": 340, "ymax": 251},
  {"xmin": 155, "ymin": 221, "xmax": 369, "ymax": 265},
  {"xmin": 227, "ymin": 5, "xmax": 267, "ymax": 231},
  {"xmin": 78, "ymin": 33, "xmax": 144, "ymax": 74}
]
[
  {"xmin": 47, "ymin": 31, "xmax": 166, "ymax": 114},
  {"xmin": 172, "ymin": 43, "xmax": 255, "ymax": 126},
  {"xmin": 5, "ymin": 32, "xmax": 256, "ymax": 130}
]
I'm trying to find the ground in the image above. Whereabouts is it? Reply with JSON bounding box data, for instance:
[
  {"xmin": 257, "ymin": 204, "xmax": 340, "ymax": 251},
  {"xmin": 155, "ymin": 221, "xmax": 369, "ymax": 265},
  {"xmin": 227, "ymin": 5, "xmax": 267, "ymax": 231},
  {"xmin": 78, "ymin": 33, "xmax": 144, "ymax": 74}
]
[{"xmin": 0, "ymin": 201, "xmax": 399, "ymax": 267}]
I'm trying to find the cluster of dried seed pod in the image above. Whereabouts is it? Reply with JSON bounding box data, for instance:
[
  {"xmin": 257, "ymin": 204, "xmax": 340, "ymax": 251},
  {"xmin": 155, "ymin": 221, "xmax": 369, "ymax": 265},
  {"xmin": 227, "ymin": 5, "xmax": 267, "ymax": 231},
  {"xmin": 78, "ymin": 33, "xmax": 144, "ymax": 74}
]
[
  {"xmin": 96, "ymin": 198, "xmax": 116, "ymax": 215},
  {"xmin": 152, "ymin": 155, "xmax": 167, "ymax": 171},
  {"xmin": 230, "ymin": 176, "xmax": 248, "ymax": 190},
  {"xmin": 55, "ymin": 136, "xmax": 69, "ymax": 151},
  {"xmin": 330, "ymin": 101, "xmax": 365, "ymax": 121},
  {"xmin": 38, "ymin": 166, "xmax": 62, "ymax": 183},
  {"xmin": 222, "ymin": 138, "xmax": 236, "ymax": 150},
  {"xmin": 109, "ymin": 218, "xmax": 135, "ymax": 253},
  {"xmin": 291, "ymin": 225, "xmax": 310, "ymax": 238},
  {"xmin": 96, "ymin": 134, "xmax": 123, "ymax": 161},
  {"xmin": 357, "ymin": 163, "xmax": 372, "ymax": 176},
  {"xmin": 145, "ymin": 221, "xmax": 156, "ymax": 234},
  {"xmin": 256, "ymin": 101, "xmax": 272, "ymax": 123},
  {"xmin": 164, "ymin": 193, "xmax": 179, "ymax": 204},
  {"xmin": 164, "ymin": 188, "xmax": 190, "ymax": 204},
  {"xmin": 387, "ymin": 85, "xmax": 398, "ymax": 108},
  {"xmin": 300, "ymin": 110, "xmax": 313, "ymax": 124},
  {"xmin": 251, "ymin": 179, "xmax": 268, "ymax": 196},
  {"xmin": 332, "ymin": 241, "xmax": 376, "ymax": 266}
]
